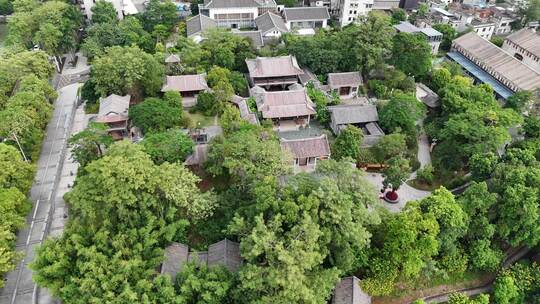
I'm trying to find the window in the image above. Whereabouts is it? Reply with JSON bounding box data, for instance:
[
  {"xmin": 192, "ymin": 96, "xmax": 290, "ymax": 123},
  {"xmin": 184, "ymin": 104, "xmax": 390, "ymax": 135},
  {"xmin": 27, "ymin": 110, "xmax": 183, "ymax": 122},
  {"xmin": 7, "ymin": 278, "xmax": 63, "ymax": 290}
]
[{"xmin": 514, "ymin": 53, "xmax": 523, "ymax": 61}]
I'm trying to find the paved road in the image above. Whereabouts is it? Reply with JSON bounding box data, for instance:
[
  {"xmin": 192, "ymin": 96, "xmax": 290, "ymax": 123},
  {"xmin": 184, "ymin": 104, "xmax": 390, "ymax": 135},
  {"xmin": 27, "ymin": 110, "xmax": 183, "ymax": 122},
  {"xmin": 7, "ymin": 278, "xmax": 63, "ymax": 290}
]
[{"xmin": 0, "ymin": 83, "xmax": 82, "ymax": 304}]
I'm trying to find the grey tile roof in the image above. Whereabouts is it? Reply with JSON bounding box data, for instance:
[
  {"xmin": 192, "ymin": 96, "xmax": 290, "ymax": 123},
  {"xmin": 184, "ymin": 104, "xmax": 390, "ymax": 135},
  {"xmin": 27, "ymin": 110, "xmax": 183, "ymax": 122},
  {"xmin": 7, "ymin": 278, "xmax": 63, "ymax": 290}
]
[
  {"xmin": 415, "ymin": 83, "xmax": 440, "ymax": 108},
  {"xmin": 252, "ymin": 87, "xmax": 316, "ymax": 119},
  {"xmin": 165, "ymin": 54, "xmax": 181, "ymax": 63},
  {"xmin": 452, "ymin": 32, "xmax": 540, "ymax": 91},
  {"xmin": 505, "ymin": 28, "xmax": 540, "ymax": 59},
  {"xmin": 246, "ymin": 55, "xmax": 304, "ymax": 78},
  {"xmin": 161, "ymin": 74, "xmax": 209, "ymax": 92},
  {"xmin": 208, "ymin": 239, "xmax": 243, "ymax": 272},
  {"xmin": 232, "ymin": 30, "xmax": 265, "ymax": 48},
  {"xmin": 282, "ymin": 7, "xmax": 330, "ymax": 21},
  {"xmin": 255, "ymin": 12, "xmax": 288, "ymax": 34},
  {"xmin": 186, "ymin": 14, "xmax": 217, "ymax": 37},
  {"xmin": 332, "ymin": 276, "xmax": 371, "ymax": 304},
  {"xmin": 96, "ymin": 94, "xmax": 130, "ymax": 123},
  {"xmin": 161, "ymin": 243, "xmax": 189, "ymax": 279},
  {"xmin": 328, "ymin": 72, "xmax": 363, "ymax": 89},
  {"xmin": 202, "ymin": 0, "xmax": 276, "ymax": 8},
  {"xmin": 393, "ymin": 21, "xmax": 420, "ymax": 33},
  {"xmin": 280, "ymin": 134, "xmax": 331, "ymax": 159},
  {"xmin": 328, "ymin": 104, "xmax": 379, "ymax": 125}
]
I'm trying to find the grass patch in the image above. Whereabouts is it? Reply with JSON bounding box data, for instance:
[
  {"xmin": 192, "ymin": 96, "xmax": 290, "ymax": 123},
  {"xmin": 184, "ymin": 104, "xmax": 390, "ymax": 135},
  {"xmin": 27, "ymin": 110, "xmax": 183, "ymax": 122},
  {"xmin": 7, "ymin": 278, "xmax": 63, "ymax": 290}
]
[
  {"xmin": 184, "ymin": 111, "xmax": 216, "ymax": 128},
  {"xmin": 407, "ymin": 178, "xmax": 442, "ymax": 191}
]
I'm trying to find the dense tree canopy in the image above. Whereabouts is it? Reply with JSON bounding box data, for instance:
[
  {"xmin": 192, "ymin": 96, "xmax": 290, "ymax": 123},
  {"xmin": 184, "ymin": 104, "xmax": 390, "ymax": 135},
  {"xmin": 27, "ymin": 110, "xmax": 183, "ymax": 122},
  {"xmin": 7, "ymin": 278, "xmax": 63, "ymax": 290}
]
[
  {"xmin": 141, "ymin": 129, "xmax": 194, "ymax": 165},
  {"xmin": 391, "ymin": 32, "xmax": 432, "ymax": 78},
  {"xmin": 129, "ymin": 97, "xmax": 183, "ymax": 133},
  {"xmin": 332, "ymin": 125, "xmax": 364, "ymax": 161}
]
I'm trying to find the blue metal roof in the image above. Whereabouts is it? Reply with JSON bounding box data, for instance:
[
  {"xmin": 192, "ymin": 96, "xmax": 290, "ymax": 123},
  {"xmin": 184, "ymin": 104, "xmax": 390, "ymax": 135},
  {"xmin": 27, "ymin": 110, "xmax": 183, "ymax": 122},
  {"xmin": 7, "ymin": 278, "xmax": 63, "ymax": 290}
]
[{"xmin": 447, "ymin": 51, "xmax": 514, "ymax": 100}]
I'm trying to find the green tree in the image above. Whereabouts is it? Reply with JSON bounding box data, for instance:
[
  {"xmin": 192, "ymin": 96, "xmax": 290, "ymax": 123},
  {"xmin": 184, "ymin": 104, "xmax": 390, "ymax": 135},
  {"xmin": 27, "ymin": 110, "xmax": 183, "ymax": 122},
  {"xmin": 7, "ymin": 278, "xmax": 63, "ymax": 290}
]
[
  {"xmin": 33, "ymin": 23, "xmax": 63, "ymax": 55},
  {"xmin": 332, "ymin": 125, "xmax": 364, "ymax": 161},
  {"xmin": 129, "ymin": 97, "xmax": 183, "ymax": 133},
  {"xmin": 0, "ymin": 0, "xmax": 13, "ymax": 14},
  {"xmin": 206, "ymin": 127, "xmax": 288, "ymax": 183},
  {"xmin": 432, "ymin": 23, "xmax": 457, "ymax": 51},
  {"xmin": 176, "ymin": 263, "xmax": 235, "ymax": 304},
  {"xmin": 141, "ymin": 129, "xmax": 194, "ymax": 165},
  {"xmin": 219, "ymin": 104, "xmax": 245, "ymax": 135},
  {"xmin": 379, "ymin": 93, "xmax": 425, "ymax": 138},
  {"xmin": 524, "ymin": 115, "xmax": 540, "ymax": 138},
  {"xmin": 68, "ymin": 122, "xmax": 114, "ymax": 168},
  {"xmin": 382, "ymin": 156, "xmax": 410, "ymax": 191},
  {"xmin": 430, "ymin": 68, "xmax": 452, "ymax": 92},
  {"xmin": 140, "ymin": 0, "xmax": 178, "ymax": 33},
  {"xmin": 469, "ymin": 152, "xmax": 498, "ymax": 181},
  {"xmin": 91, "ymin": 0, "xmax": 117, "ymax": 24},
  {"xmin": 392, "ymin": 32, "xmax": 432, "ymax": 78},
  {"xmin": 448, "ymin": 293, "xmax": 490, "ymax": 304},
  {"xmin": 196, "ymin": 92, "xmax": 220, "ymax": 116},
  {"xmin": 370, "ymin": 133, "xmax": 407, "ymax": 164},
  {"xmin": 494, "ymin": 275, "xmax": 519, "ymax": 304},
  {"xmin": 0, "ymin": 143, "xmax": 36, "ymax": 193},
  {"xmin": 490, "ymin": 35, "xmax": 504, "ymax": 47},
  {"xmin": 391, "ymin": 8, "xmax": 407, "ymax": 24},
  {"xmin": 506, "ymin": 90, "xmax": 533, "ymax": 112},
  {"xmin": 91, "ymin": 45, "xmax": 164, "ymax": 96}
]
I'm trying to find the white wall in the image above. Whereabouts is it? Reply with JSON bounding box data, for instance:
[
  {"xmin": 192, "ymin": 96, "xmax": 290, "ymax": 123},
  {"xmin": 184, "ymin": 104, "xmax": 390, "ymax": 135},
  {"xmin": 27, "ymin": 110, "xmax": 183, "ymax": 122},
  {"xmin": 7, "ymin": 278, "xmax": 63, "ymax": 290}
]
[{"xmin": 474, "ymin": 24, "xmax": 495, "ymax": 39}]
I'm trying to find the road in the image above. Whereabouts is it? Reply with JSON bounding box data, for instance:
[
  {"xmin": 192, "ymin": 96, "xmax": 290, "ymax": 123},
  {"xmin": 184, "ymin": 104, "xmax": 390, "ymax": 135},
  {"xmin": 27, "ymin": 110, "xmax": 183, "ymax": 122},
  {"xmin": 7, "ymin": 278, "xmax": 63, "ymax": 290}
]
[{"xmin": 0, "ymin": 81, "xmax": 83, "ymax": 304}]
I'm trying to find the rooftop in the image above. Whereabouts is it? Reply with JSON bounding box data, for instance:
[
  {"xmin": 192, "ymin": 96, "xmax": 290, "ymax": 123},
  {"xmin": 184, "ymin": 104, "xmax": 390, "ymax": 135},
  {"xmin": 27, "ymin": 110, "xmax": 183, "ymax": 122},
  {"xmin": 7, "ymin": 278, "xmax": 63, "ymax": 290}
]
[
  {"xmin": 161, "ymin": 74, "xmax": 209, "ymax": 92},
  {"xmin": 280, "ymin": 134, "xmax": 331, "ymax": 159},
  {"xmin": 451, "ymin": 32, "xmax": 540, "ymax": 92},
  {"xmin": 165, "ymin": 54, "xmax": 180, "ymax": 63},
  {"xmin": 328, "ymin": 104, "xmax": 379, "ymax": 125},
  {"xmin": 252, "ymin": 87, "xmax": 315, "ymax": 119},
  {"xmin": 328, "ymin": 72, "xmax": 363, "ymax": 89},
  {"xmin": 505, "ymin": 28, "xmax": 540, "ymax": 59},
  {"xmin": 186, "ymin": 14, "xmax": 217, "ymax": 37},
  {"xmin": 201, "ymin": 0, "xmax": 276, "ymax": 8},
  {"xmin": 282, "ymin": 7, "xmax": 330, "ymax": 21},
  {"xmin": 232, "ymin": 30, "xmax": 264, "ymax": 48},
  {"xmin": 332, "ymin": 276, "xmax": 372, "ymax": 304},
  {"xmin": 96, "ymin": 94, "xmax": 130, "ymax": 123},
  {"xmin": 246, "ymin": 55, "xmax": 304, "ymax": 78},
  {"xmin": 255, "ymin": 11, "xmax": 288, "ymax": 34}
]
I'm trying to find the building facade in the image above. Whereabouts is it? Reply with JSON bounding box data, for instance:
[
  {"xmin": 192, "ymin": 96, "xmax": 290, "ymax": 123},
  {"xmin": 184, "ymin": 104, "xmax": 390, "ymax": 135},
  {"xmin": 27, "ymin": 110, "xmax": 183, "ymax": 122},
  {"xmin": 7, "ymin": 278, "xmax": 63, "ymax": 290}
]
[
  {"xmin": 199, "ymin": 0, "xmax": 278, "ymax": 29},
  {"xmin": 502, "ymin": 28, "xmax": 540, "ymax": 73}
]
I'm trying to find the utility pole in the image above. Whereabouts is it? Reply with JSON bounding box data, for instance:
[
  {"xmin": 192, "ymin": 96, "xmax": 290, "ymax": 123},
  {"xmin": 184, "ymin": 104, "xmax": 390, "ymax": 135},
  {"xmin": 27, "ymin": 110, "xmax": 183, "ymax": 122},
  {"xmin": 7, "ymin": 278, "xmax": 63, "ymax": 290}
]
[{"xmin": 11, "ymin": 132, "xmax": 29, "ymax": 162}]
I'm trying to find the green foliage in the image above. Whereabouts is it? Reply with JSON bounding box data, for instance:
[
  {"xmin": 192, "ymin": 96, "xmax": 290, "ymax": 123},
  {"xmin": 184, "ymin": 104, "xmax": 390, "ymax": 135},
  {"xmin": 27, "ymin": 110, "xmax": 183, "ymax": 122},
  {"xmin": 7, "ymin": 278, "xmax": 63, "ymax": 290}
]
[
  {"xmin": 229, "ymin": 160, "xmax": 380, "ymax": 302},
  {"xmin": 524, "ymin": 115, "xmax": 540, "ymax": 138},
  {"xmin": 68, "ymin": 122, "xmax": 113, "ymax": 168},
  {"xmin": 382, "ymin": 156, "xmax": 410, "ymax": 190},
  {"xmin": 371, "ymin": 133, "xmax": 407, "ymax": 164},
  {"xmin": 506, "ymin": 90, "xmax": 533, "ymax": 112},
  {"xmin": 494, "ymin": 275, "xmax": 519, "ymax": 304},
  {"xmin": 391, "ymin": 32, "xmax": 432, "ymax": 78},
  {"xmin": 469, "ymin": 152, "xmax": 498, "ymax": 181},
  {"xmin": 490, "ymin": 35, "xmax": 504, "ymax": 47},
  {"xmin": 129, "ymin": 97, "xmax": 183, "ymax": 133},
  {"xmin": 91, "ymin": 0, "xmax": 117, "ymax": 24},
  {"xmin": 196, "ymin": 92, "xmax": 220, "ymax": 116},
  {"xmin": 140, "ymin": 0, "xmax": 178, "ymax": 33},
  {"xmin": 91, "ymin": 45, "xmax": 164, "ymax": 97},
  {"xmin": 176, "ymin": 263, "xmax": 235, "ymax": 304},
  {"xmin": 448, "ymin": 293, "xmax": 490, "ymax": 304},
  {"xmin": 494, "ymin": 262, "xmax": 540, "ymax": 303},
  {"xmin": 141, "ymin": 129, "xmax": 194, "ymax": 164},
  {"xmin": 430, "ymin": 68, "xmax": 452, "ymax": 93},
  {"xmin": 285, "ymin": 11, "xmax": 394, "ymax": 75},
  {"xmin": 220, "ymin": 104, "xmax": 246, "ymax": 135},
  {"xmin": 416, "ymin": 164, "xmax": 435, "ymax": 184},
  {"xmin": 206, "ymin": 127, "xmax": 288, "ymax": 183},
  {"xmin": 307, "ymin": 82, "xmax": 331, "ymax": 125},
  {"xmin": 0, "ymin": 0, "xmax": 13, "ymax": 14},
  {"xmin": 379, "ymin": 93, "xmax": 425, "ymax": 138},
  {"xmin": 200, "ymin": 29, "xmax": 256, "ymax": 71},
  {"xmin": 432, "ymin": 23, "xmax": 457, "ymax": 51},
  {"xmin": 391, "ymin": 8, "xmax": 407, "ymax": 24},
  {"xmin": 7, "ymin": 1, "xmax": 82, "ymax": 54},
  {"xmin": 332, "ymin": 125, "xmax": 363, "ymax": 161}
]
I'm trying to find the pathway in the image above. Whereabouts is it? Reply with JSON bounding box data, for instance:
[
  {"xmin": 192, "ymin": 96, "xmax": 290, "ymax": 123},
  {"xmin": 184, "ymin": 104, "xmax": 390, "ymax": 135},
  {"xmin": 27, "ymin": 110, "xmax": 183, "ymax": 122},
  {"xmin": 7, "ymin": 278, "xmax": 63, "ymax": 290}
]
[{"xmin": 363, "ymin": 129, "xmax": 433, "ymax": 213}]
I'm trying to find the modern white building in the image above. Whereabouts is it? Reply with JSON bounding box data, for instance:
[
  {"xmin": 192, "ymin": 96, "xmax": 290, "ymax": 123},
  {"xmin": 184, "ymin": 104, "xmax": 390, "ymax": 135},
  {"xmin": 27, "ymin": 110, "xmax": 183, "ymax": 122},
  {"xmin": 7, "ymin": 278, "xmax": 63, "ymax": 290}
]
[
  {"xmin": 394, "ymin": 21, "xmax": 443, "ymax": 55},
  {"xmin": 309, "ymin": 0, "xmax": 373, "ymax": 27},
  {"xmin": 255, "ymin": 11, "xmax": 289, "ymax": 39},
  {"xmin": 471, "ymin": 19, "xmax": 495, "ymax": 39},
  {"xmin": 502, "ymin": 28, "xmax": 540, "ymax": 73},
  {"xmin": 198, "ymin": 0, "xmax": 279, "ymax": 29},
  {"xmin": 282, "ymin": 7, "xmax": 330, "ymax": 35}
]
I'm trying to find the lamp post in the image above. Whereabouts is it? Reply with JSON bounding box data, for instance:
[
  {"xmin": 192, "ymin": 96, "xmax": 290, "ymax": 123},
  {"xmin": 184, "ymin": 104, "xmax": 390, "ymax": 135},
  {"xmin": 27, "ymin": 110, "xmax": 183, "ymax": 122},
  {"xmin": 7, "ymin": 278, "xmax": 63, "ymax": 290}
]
[{"xmin": 2, "ymin": 132, "xmax": 28, "ymax": 162}]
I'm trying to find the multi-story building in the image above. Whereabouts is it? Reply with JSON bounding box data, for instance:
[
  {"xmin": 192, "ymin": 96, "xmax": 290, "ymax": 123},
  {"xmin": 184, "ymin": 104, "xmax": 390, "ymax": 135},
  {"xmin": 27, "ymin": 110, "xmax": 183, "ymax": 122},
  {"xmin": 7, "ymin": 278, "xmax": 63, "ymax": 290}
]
[
  {"xmin": 309, "ymin": 0, "xmax": 373, "ymax": 27},
  {"xmin": 448, "ymin": 32, "xmax": 540, "ymax": 100},
  {"xmin": 471, "ymin": 19, "xmax": 495, "ymax": 39},
  {"xmin": 502, "ymin": 28, "xmax": 540, "ymax": 73},
  {"xmin": 198, "ymin": 0, "xmax": 279, "ymax": 29},
  {"xmin": 372, "ymin": 0, "xmax": 399, "ymax": 10},
  {"xmin": 394, "ymin": 21, "xmax": 443, "ymax": 55},
  {"xmin": 282, "ymin": 7, "xmax": 330, "ymax": 34}
]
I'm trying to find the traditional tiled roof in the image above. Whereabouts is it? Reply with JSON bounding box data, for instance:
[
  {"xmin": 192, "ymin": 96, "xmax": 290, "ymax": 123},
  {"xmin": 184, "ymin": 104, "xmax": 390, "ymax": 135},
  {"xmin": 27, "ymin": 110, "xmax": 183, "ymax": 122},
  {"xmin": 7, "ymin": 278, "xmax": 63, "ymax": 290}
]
[
  {"xmin": 161, "ymin": 74, "xmax": 209, "ymax": 92},
  {"xmin": 328, "ymin": 104, "xmax": 378, "ymax": 125},
  {"xmin": 208, "ymin": 239, "xmax": 243, "ymax": 272},
  {"xmin": 252, "ymin": 87, "xmax": 315, "ymax": 119},
  {"xmin": 332, "ymin": 276, "xmax": 371, "ymax": 304},
  {"xmin": 161, "ymin": 243, "xmax": 189, "ymax": 279},
  {"xmin": 165, "ymin": 54, "xmax": 180, "ymax": 63},
  {"xmin": 416, "ymin": 83, "xmax": 440, "ymax": 108},
  {"xmin": 328, "ymin": 72, "xmax": 363, "ymax": 89},
  {"xmin": 246, "ymin": 55, "xmax": 304, "ymax": 78},
  {"xmin": 255, "ymin": 12, "xmax": 288, "ymax": 35},
  {"xmin": 201, "ymin": 0, "xmax": 276, "ymax": 9},
  {"xmin": 186, "ymin": 14, "xmax": 217, "ymax": 37},
  {"xmin": 452, "ymin": 32, "xmax": 540, "ymax": 91},
  {"xmin": 95, "ymin": 94, "xmax": 130, "ymax": 123},
  {"xmin": 282, "ymin": 7, "xmax": 330, "ymax": 21},
  {"xmin": 505, "ymin": 28, "xmax": 540, "ymax": 59},
  {"xmin": 280, "ymin": 135, "xmax": 331, "ymax": 159},
  {"xmin": 232, "ymin": 30, "xmax": 265, "ymax": 48},
  {"xmin": 231, "ymin": 95, "xmax": 259, "ymax": 124}
]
